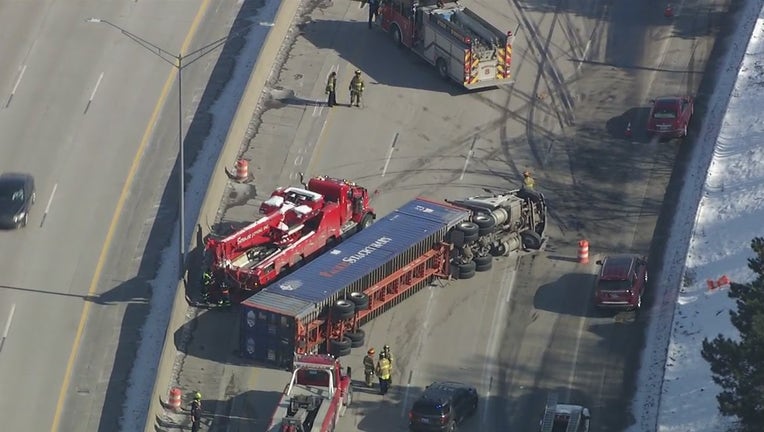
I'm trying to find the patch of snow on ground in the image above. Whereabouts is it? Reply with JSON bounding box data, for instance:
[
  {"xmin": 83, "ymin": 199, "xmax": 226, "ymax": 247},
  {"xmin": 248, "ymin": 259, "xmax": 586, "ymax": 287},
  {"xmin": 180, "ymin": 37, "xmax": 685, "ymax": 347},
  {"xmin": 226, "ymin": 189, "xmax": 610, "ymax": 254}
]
[
  {"xmin": 118, "ymin": 1, "xmax": 280, "ymax": 430},
  {"xmin": 627, "ymin": 1, "xmax": 764, "ymax": 431}
]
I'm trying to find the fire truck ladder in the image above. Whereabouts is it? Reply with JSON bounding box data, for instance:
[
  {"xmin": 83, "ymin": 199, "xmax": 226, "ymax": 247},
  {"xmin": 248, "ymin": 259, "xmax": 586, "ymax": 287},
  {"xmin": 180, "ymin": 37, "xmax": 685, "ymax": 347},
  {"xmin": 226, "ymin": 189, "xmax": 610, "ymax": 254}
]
[
  {"xmin": 565, "ymin": 408, "xmax": 582, "ymax": 432},
  {"xmin": 540, "ymin": 393, "xmax": 558, "ymax": 432}
]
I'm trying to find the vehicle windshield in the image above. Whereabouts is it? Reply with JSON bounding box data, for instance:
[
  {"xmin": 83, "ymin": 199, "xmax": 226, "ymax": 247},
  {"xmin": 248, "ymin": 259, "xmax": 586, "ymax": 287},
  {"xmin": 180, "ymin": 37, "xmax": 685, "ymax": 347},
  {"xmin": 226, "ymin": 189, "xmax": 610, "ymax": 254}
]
[
  {"xmin": 0, "ymin": 185, "xmax": 23, "ymax": 201},
  {"xmin": 598, "ymin": 279, "xmax": 632, "ymax": 291},
  {"xmin": 652, "ymin": 106, "xmax": 677, "ymax": 119},
  {"xmin": 413, "ymin": 401, "xmax": 449, "ymax": 416}
]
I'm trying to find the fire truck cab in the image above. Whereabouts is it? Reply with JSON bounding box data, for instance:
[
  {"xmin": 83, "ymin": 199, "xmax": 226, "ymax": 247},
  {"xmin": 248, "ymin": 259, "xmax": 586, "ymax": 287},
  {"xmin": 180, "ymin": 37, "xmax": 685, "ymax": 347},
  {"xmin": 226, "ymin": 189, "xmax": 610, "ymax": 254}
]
[{"xmin": 379, "ymin": 0, "xmax": 515, "ymax": 89}]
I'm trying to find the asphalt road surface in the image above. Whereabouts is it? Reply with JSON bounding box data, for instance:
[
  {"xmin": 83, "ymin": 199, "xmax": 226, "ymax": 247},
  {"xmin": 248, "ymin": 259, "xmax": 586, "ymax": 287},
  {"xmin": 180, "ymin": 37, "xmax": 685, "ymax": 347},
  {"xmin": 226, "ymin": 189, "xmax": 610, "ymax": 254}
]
[
  {"xmin": 0, "ymin": 0, "xmax": 252, "ymax": 431},
  {"xmin": 165, "ymin": 0, "xmax": 737, "ymax": 431}
]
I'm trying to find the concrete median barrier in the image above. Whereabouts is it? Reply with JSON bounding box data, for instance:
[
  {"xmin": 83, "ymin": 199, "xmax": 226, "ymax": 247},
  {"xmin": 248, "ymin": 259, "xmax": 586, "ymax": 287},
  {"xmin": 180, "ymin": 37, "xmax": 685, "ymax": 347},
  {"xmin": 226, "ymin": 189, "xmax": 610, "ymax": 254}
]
[{"xmin": 143, "ymin": 1, "xmax": 301, "ymax": 430}]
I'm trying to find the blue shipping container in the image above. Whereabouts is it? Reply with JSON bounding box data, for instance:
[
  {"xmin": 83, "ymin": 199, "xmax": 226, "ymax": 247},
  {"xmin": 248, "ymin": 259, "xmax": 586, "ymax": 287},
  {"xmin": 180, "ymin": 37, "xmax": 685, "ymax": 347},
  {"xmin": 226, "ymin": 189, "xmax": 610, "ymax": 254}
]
[{"xmin": 241, "ymin": 198, "xmax": 469, "ymax": 321}]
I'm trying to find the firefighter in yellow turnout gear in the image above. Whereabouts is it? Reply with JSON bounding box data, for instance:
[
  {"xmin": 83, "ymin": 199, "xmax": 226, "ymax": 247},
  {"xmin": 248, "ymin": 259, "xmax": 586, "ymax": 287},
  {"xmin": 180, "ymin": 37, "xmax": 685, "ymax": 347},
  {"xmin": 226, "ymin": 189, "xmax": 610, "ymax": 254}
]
[{"xmin": 349, "ymin": 70, "xmax": 365, "ymax": 107}]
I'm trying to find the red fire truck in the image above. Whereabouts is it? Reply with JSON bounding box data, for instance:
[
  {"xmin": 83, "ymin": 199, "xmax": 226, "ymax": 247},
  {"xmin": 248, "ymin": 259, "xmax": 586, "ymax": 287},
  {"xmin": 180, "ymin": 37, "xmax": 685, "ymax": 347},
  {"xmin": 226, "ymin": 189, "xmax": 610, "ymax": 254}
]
[
  {"xmin": 241, "ymin": 189, "xmax": 546, "ymax": 365},
  {"xmin": 203, "ymin": 175, "xmax": 374, "ymax": 302},
  {"xmin": 266, "ymin": 354, "xmax": 352, "ymax": 432},
  {"xmin": 378, "ymin": 0, "xmax": 516, "ymax": 89}
]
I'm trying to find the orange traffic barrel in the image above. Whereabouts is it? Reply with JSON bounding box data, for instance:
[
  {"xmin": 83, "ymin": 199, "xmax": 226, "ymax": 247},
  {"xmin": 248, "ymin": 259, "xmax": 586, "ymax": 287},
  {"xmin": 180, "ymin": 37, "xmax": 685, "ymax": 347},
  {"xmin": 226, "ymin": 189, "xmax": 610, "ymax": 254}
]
[
  {"xmin": 578, "ymin": 240, "xmax": 589, "ymax": 264},
  {"xmin": 235, "ymin": 159, "xmax": 249, "ymax": 181},
  {"xmin": 168, "ymin": 387, "xmax": 182, "ymax": 411}
]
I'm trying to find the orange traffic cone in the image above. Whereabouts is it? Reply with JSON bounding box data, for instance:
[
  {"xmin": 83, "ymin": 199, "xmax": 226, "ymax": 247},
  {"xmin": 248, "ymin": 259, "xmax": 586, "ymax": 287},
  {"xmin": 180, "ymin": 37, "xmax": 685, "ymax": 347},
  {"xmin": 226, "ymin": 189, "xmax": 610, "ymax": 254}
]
[
  {"xmin": 664, "ymin": 4, "xmax": 674, "ymax": 17},
  {"xmin": 625, "ymin": 122, "xmax": 633, "ymax": 137}
]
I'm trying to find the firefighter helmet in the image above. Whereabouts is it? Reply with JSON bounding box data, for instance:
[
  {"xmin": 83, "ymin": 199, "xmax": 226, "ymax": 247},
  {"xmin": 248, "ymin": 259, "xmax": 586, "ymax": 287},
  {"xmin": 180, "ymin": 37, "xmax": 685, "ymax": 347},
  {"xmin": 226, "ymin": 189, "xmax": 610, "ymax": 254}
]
[
  {"xmin": 355, "ymin": 70, "xmax": 361, "ymax": 75},
  {"xmin": 523, "ymin": 171, "xmax": 531, "ymax": 177},
  {"xmin": 367, "ymin": 348, "xmax": 375, "ymax": 355},
  {"xmin": 383, "ymin": 344, "xmax": 390, "ymax": 351},
  {"xmin": 194, "ymin": 392, "xmax": 202, "ymax": 401}
]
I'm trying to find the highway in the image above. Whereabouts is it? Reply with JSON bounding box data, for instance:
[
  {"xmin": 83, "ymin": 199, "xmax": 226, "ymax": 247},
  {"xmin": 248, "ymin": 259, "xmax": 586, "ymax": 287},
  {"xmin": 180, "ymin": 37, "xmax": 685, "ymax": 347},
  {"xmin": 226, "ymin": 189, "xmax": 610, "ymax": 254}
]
[
  {"xmin": 0, "ymin": 0, "xmax": 251, "ymax": 431},
  {"xmin": 161, "ymin": 0, "xmax": 735, "ymax": 431}
]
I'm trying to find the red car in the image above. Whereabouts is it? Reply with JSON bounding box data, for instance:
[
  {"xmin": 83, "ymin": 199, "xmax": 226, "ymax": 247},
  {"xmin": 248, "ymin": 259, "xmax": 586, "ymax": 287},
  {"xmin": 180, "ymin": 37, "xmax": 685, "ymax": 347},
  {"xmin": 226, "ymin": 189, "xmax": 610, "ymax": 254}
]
[
  {"xmin": 594, "ymin": 254, "xmax": 648, "ymax": 310},
  {"xmin": 646, "ymin": 96, "xmax": 694, "ymax": 138}
]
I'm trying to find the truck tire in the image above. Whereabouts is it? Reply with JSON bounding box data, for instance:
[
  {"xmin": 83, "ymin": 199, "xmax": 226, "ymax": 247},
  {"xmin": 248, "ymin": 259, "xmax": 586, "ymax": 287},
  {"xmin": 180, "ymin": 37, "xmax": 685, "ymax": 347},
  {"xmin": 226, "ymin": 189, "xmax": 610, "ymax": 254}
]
[
  {"xmin": 436, "ymin": 58, "xmax": 448, "ymax": 80},
  {"xmin": 478, "ymin": 225, "xmax": 496, "ymax": 236},
  {"xmin": 333, "ymin": 299, "xmax": 356, "ymax": 321},
  {"xmin": 491, "ymin": 241, "xmax": 509, "ymax": 256},
  {"xmin": 473, "ymin": 213, "xmax": 495, "ymax": 229},
  {"xmin": 458, "ymin": 261, "xmax": 476, "ymax": 279},
  {"xmin": 330, "ymin": 337, "xmax": 352, "ymax": 357},
  {"xmin": 521, "ymin": 230, "xmax": 543, "ymax": 250},
  {"xmin": 349, "ymin": 291, "xmax": 370, "ymax": 310},
  {"xmin": 456, "ymin": 221, "xmax": 479, "ymax": 243},
  {"xmin": 473, "ymin": 255, "xmax": 493, "ymax": 272},
  {"xmin": 345, "ymin": 329, "xmax": 366, "ymax": 347},
  {"xmin": 359, "ymin": 213, "xmax": 374, "ymax": 231},
  {"xmin": 391, "ymin": 25, "xmax": 402, "ymax": 47}
]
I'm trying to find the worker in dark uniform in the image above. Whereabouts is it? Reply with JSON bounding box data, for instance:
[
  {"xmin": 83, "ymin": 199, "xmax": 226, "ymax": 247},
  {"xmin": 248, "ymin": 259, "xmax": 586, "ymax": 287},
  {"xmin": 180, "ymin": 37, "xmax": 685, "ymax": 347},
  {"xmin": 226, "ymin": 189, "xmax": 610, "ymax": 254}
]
[
  {"xmin": 190, "ymin": 392, "xmax": 202, "ymax": 432},
  {"xmin": 349, "ymin": 70, "xmax": 365, "ymax": 107},
  {"xmin": 368, "ymin": 0, "xmax": 380, "ymax": 28},
  {"xmin": 325, "ymin": 71, "xmax": 337, "ymax": 107},
  {"xmin": 363, "ymin": 348, "xmax": 376, "ymax": 387},
  {"xmin": 218, "ymin": 281, "xmax": 231, "ymax": 307},
  {"xmin": 376, "ymin": 352, "xmax": 392, "ymax": 395},
  {"xmin": 201, "ymin": 270, "xmax": 213, "ymax": 302}
]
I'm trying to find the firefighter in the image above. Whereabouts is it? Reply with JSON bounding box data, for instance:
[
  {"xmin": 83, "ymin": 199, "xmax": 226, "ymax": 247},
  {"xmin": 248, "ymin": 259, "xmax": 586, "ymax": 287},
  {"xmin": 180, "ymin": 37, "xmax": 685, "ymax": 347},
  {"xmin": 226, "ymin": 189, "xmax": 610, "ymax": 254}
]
[
  {"xmin": 363, "ymin": 348, "xmax": 376, "ymax": 387},
  {"xmin": 325, "ymin": 71, "xmax": 337, "ymax": 107},
  {"xmin": 218, "ymin": 281, "xmax": 231, "ymax": 307},
  {"xmin": 349, "ymin": 70, "xmax": 365, "ymax": 107},
  {"xmin": 376, "ymin": 352, "xmax": 392, "ymax": 395},
  {"xmin": 522, "ymin": 171, "xmax": 535, "ymax": 191},
  {"xmin": 201, "ymin": 270, "xmax": 213, "ymax": 301},
  {"xmin": 368, "ymin": 0, "xmax": 380, "ymax": 29},
  {"xmin": 190, "ymin": 392, "xmax": 202, "ymax": 432},
  {"xmin": 380, "ymin": 344, "xmax": 394, "ymax": 367}
]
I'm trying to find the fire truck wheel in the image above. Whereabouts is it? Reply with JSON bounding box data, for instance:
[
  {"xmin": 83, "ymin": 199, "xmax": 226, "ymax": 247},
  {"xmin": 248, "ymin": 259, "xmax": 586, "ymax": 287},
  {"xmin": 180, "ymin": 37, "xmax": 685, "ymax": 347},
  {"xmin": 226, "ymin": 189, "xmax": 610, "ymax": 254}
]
[
  {"xmin": 473, "ymin": 255, "xmax": 493, "ymax": 272},
  {"xmin": 359, "ymin": 213, "xmax": 374, "ymax": 231},
  {"xmin": 333, "ymin": 299, "xmax": 356, "ymax": 321},
  {"xmin": 520, "ymin": 230, "xmax": 543, "ymax": 250},
  {"xmin": 391, "ymin": 25, "xmax": 402, "ymax": 47},
  {"xmin": 345, "ymin": 330, "xmax": 365, "ymax": 348},
  {"xmin": 330, "ymin": 337, "xmax": 352, "ymax": 357},
  {"xmin": 456, "ymin": 221, "xmax": 479, "ymax": 243},
  {"xmin": 436, "ymin": 58, "xmax": 448, "ymax": 80},
  {"xmin": 473, "ymin": 213, "xmax": 495, "ymax": 229},
  {"xmin": 349, "ymin": 291, "xmax": 370, "ymax": 310}
]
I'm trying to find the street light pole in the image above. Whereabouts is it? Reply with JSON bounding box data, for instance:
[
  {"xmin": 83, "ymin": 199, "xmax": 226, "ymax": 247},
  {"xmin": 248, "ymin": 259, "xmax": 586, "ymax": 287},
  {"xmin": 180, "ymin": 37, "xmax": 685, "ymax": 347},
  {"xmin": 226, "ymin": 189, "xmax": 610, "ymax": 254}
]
[{"xmin": 86, "ymin": 18, "xmax": 230, "ymax": 280}]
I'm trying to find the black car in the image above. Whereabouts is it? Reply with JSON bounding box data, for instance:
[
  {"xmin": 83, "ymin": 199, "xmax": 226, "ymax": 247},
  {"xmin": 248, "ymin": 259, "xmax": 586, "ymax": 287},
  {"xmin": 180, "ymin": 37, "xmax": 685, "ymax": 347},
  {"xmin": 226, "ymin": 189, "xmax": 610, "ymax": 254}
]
[
  {"xmin": 0, "ymin": 173, "xmax": 35, "ymax": 229},
  {"xmin": 409, "ymin": 381, "xmax": 478, "ymax": 432}
]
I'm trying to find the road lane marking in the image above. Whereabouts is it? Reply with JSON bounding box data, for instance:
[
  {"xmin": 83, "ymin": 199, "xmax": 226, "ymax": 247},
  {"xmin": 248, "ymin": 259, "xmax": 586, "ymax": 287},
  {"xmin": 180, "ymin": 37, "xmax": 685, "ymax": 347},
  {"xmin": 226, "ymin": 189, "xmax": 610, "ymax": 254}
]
[
  {"xmin": 40, "ymin": 183, "xmax": 58, "ymax": 228},
  {"xmin": 564, "ymin": 314, "xmax": 587, "ymax": 402},
  {"xmin": 381, "ymin": 132, "xmax": 398, "ymax": 177},
  {"xmin": 460, "ymin": 136, "xmax": 478, "ymax": 181},
  {"xmin": 577, "ymin": 40, "xmax": 591, "ymax": 72},
  {"xmin": 0, "ymin": 304, "xmax": 16, "ymax": 353},
  {"xmin": 49, "ymin": 0, "xmax": 214, "ymax": 430},
  {"xmin": 482, "ymin": 268, "xmax": 515, "ymax": 424},
  {"xmin": 5, "ymin": 64, "xmax": 27, "ymax": 108},
  {"xmin": 84, "ymin": 72, "xmax": 105, "ymax": 114}
]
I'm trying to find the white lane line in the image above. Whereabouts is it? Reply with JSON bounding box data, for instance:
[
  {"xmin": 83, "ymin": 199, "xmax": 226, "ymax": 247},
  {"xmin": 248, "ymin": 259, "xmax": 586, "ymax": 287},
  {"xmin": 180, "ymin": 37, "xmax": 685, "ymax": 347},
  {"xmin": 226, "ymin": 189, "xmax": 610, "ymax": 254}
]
[
  {"xmin": 400, "ymin": 286, "xmax": 436, "ymax": 418},
  {"xmin": 5, "ymin": 65, "xmax": 27, "ymax": 108},
  {"xmin": 84, "ymin": 72, "xmax": 105, "ymax": 114},
  {"xmin": 577, "ymin": 40, "xmax": 591, "ymax": 72},
  {"xmin": 381, "ymin": 132, "xmax": 399, "ymax": 177},
  {"xmin": 40, "ymin": 183, "xmax": 57, "ymax": 227},
  {"xmin": 0, "ymin": 304, "xmax": 16, "ymax": 353},
  {"xmin": 481, "ymin": 268, "xmax": 515, "ymax": 423},
  {"xmin": 564, "ymin": 315, "xmax": 588, "ymax": 402},
  {"xmin": 460, "ymin": 136, "xmax": 478, "ymax": 181}
]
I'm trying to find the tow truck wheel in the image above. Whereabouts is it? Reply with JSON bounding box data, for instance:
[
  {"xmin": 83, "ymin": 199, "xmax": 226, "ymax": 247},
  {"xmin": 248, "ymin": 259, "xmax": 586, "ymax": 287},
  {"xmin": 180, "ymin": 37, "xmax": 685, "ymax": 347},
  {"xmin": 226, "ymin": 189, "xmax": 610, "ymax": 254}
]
[
  {"xmin": 349, "ymin": 291, "xmax": 370, "ymax": 310},
  {"xmin": 333, "ymin": 299, "xmax": 356, "ymax": 320},
  {"xmin": 436, "ymin": 58, "xmax": 448, "ymax": 80},
  {"xmin": 391, "ymin": 25, "xmax": 402, "ymax": 47},
  {"xmin": 330, "ymin": 337, "xmax": 352, "ymax": 357},
  {"xmin": 473, "ymin": 255, "xmax": 493, "ymax": 272},
  {"xmin": 520, "ymin": 230, "xmax": 543, "ymax": 250}
]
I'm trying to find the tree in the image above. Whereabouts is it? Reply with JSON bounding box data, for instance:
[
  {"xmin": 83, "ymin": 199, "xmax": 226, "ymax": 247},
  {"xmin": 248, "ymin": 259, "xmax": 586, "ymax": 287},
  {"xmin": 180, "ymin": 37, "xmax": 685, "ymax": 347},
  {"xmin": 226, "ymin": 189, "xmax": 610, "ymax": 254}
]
[{"xmin": 701, "ymin": 237, "xmax": 764, "ymax": 431}]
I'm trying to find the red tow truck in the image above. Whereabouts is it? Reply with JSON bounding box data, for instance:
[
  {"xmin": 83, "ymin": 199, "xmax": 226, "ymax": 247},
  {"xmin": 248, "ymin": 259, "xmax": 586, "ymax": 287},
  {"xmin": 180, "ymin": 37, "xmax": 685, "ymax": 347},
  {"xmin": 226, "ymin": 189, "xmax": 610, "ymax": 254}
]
[
  {"xmin": 379, "ymin": 0, "xmax": 516, "ymax": 89},
  {"xmin": 203, "ymin": 175, "xmax": 374, "ymax": 302},
  {"xmin": 266, "ymin": 354, "xmax": 352, "ymax": 432}
]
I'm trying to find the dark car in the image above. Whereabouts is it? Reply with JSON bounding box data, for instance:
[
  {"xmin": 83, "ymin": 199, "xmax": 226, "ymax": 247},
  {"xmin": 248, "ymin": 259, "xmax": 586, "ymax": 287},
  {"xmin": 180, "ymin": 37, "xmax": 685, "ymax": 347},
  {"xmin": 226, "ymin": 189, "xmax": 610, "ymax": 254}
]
[
  {"xmin": 409, "ymin": 381, "xmax": 478, "ymax": 431},
  {"xmin": 0, "ymin": 173, "xmax": 35, "ymax": 229},
  {"xmin": 593, "ymin": 254, "xmax": 648, "ymax": 310},
  {"xmin": 646, "ymin": 96, "xmax": 694, "ymax": 139}
]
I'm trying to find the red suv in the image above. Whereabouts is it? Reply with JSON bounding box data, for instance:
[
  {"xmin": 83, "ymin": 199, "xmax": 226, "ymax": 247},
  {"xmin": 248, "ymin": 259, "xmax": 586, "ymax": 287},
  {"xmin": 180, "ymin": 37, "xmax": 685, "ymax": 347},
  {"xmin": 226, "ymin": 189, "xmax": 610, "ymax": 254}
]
[{"xmin": 594, "ymin": 255, "xmax": 647, "ymax": 310}]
